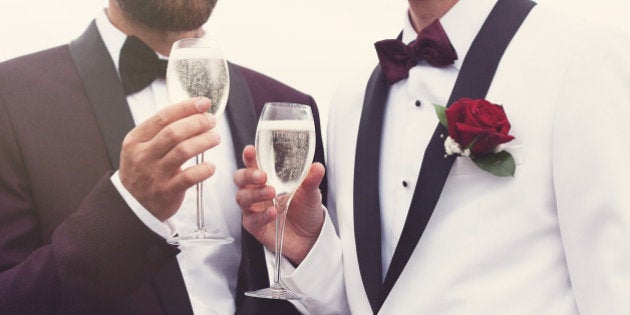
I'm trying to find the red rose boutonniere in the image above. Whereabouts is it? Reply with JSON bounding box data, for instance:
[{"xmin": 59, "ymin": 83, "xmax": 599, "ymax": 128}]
[{"xmin": 434, "ymin": 98, "xmax": 516, "ymax": 177}]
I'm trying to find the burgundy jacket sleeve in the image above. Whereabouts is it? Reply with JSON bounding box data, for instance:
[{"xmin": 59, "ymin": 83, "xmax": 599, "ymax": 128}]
[{"xmin": 0, "ymin": 50, "xmax": 178, "ymax": 314}]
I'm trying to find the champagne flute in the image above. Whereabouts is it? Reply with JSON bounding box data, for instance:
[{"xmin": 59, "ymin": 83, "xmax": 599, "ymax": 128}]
[
  {"xmin": 245, "ymin": 102, "xmax": 316, "ymax": 300},
  {"xmin": 166, "ymin": 38, "xmax": 233, "ymax": 246}
]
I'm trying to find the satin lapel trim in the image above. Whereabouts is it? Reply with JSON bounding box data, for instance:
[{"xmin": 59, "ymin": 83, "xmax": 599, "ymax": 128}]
[
  {"xmin": 353, "ymin": 66, "xmax": 389, "ymax": 314},
  {"xmin": 70, "ymin": 22, "xmax": 193, "ymax": 314},
  {"xmin": 379, "ymin": 0, "xmax": 537, "ymax": 311},
  {"xmin": 69, "ymin": 21, "xmax": 134, "ymax": 170},
  {"xmin": 225, "ymin": 62, "xmax": 257, "ymax": 168},
  {"xmin": 224, "ymin": 63, "xmax": 274, "ymax": 309}
]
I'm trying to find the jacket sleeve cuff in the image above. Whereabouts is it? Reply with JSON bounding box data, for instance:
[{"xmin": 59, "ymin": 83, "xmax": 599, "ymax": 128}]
[
  {"xmin": 110, "ymin": 171, "xmax": 173, "ymax": 239},
  {"xmin": 264, "ymin": 208, "xmax": 348, "ymax": 314}
]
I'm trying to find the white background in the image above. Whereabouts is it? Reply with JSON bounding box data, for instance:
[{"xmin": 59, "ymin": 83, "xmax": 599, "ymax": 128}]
[{"xmin": 1, "ymin": 0, "xmax": 628, "ymax": 122}]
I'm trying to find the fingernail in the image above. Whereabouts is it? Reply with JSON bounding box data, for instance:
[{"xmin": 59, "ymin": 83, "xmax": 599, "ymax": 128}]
[{"xmin": 195, "ymin": 97, "xmax": 210, "ymax": 112}]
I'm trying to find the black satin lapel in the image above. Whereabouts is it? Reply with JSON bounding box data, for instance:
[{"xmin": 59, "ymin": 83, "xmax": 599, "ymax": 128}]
[
  {"xmin": 379, "ymin": 0, "xmax": 537, "ymax": 310},
  {"xmin": 226, "ymin": 63, "xmax": 269, "ymax": 310},
  {"xmin": 354, "ymin": 66, "xmax": 389, "ymax": 314},
  {"xmin": 447, "ymin": 0, "xmax": 537, "ymax": 102},
  {"xmin": 69, "ymin": 21, "xmax": 134, "ymax": 170},
  {"xmin": 229, "ymin": 64, "xmax": 302, "ymax": 315},
  {"xmin": 153, "ymin": 257, "xmax": 194, "ymax": 315},
  {"xmin": 225, "ymin": 62, "xmax": 257, "ymax": 167},
  {"xmin": 70, "ymin": 22, "xmax": 191, "ymax": 314}
]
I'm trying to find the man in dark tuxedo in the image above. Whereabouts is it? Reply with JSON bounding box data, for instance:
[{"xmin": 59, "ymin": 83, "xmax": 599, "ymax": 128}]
[
  {"xmin": 234, "ymin": 0, "xmax": 630, "ymax": 314},
  {"xmin": 0, "ymin": 0, "xmax": 325, "ymax": 314}
]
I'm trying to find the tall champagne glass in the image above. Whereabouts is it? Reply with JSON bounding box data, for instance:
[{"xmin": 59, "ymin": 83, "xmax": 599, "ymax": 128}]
[
  {"xmin": 166, "ymin": 38, "xmax": 233, "ymax": 246},
  {"xmin": 245, "ymin": 102, "xmax": 316, "ymax": 300}
]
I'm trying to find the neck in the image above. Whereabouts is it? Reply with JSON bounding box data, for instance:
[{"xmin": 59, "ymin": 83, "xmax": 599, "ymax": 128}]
[
  {"xmin": 408, "ymin": 0, "xmax": 459, "ymax": 31},
  {"xmin": 106, "ymin": 0, "xmax": 204, "ymax": 56}
]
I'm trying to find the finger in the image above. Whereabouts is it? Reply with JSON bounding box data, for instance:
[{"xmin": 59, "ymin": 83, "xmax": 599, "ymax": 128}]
[
  {"xmin": 130, "ymin": 97, "xmax": 212, "ymax": 142},
  {"xmin": 235, "ymin": 185, "xmax": 276, "ymax": 212},
  {"xmin": 233, "ymin": 167, "xmax": 267, "ymax": 188},
  {"xmin": 243, "ymin": 204, "xmax": 277, "ymax": 230},
  {"xmin": 168, "ymin": 161, "xmax": 216, "ymax": 192},
  {"xmin": 242, "ymin": 145, "xmax": 259, "ymax": 169},
  {"xmin": 160, "ymin": 130, "xmax": 221, "ymax": 171},
  {"xmin": 147, "ymin": 112, "xmax": 216, "ymax": 158}
]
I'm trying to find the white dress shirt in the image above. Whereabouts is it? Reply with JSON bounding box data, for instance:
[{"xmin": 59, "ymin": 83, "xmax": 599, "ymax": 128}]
[
  {"xmin": 96, "ymin": 11, "xmax": 242, "ymax": 315},
  {"xmin": 378, "ymin": 0, "xmax": 495, "ymax": 275}
]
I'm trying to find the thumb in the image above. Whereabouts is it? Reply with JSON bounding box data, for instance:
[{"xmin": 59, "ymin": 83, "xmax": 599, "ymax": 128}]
[
  {"xmin": 300, "ymin": 162, "xmax": 325, "ymax": 192},
  {"xmin": 242, "ymin": 145, "xmax": 259, "ymax": 169}
]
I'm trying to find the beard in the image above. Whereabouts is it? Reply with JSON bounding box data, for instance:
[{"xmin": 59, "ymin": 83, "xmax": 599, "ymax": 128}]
[{"xmin": 116, "ymin": 0, "xmax": 218, "ymax": 32}]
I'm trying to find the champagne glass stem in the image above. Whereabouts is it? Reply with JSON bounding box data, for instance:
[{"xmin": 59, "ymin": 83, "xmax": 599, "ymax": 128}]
[
  {"xmin": 272, "ymin": 194, "xmax": 291, "ymax": 288},
  {"xmin": 196, "ymin": 152, "xmax": 206, "ymax": 231}
]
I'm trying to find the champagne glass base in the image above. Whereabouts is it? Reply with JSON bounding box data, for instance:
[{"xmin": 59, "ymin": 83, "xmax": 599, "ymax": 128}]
[
  {"xmin": 245, "ymin": 284, "xmax": 304, "ymax": 301},
  {"xmin": 167, "ymin": 230, "xmax": 233, "ymax": 247}
]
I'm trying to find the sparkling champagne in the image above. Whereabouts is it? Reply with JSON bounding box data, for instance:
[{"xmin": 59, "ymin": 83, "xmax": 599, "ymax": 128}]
[
  {"xmin": 255, "ymin": 120, "xmax": 316, "ymax": 195},
  {"xmin": 163, "ymin": 38, "xmax": 234, "ymax": 246},
  {"xmin": 246, "ymin": 103, "xmax": 313, "ymax": 300},
  {"xmin": 167, "ymin": 47, "xmax": 230, "ymax": 117}
]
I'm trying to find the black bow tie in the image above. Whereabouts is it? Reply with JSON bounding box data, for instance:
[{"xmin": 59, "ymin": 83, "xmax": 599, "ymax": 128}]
[
  {"xmin": 374, "ymin": 19, "xmax": 457, "ymax": 84},
  {"xmin": 119, "ymin": 36, "xmax": 168, "ymax": 95}
]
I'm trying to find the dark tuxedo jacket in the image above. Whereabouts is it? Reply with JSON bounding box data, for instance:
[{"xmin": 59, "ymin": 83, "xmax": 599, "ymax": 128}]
[{"xmin": 0, "ymin": 21, "xmax": 325, "ymax": 315}]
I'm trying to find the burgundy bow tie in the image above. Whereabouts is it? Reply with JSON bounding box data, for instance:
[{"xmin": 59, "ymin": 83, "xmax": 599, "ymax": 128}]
[{"xmin": 375, "ymin": 19, "xmax": 458, "ymax": 85}]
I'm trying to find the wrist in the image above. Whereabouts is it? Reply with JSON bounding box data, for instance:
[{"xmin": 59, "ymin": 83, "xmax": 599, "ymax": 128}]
[
  {"xmin": 286, "ymin": 206, "xmax": 325, "ymax": 265},
  {"xmin": 287, "ymin": 236, "xmax": 318, "ymax": 266}
]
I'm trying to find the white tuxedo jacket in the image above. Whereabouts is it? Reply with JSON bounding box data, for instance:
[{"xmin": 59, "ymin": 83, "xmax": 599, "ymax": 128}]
[{"xmin": 281, "ymin": 2, "xmax": 630, "ymax": 314}]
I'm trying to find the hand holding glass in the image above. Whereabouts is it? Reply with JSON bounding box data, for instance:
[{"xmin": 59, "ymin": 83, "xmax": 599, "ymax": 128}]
[
  {"xmin": 245, "ymin": 102, "xmax": 316, "ymax": 300},
  {"xmin": 166, "ymin": 38, "xmax": 233, "ymax": 246}
]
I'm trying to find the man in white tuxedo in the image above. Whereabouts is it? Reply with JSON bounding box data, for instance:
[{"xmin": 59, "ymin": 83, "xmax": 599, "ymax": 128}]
[{"xmin": 233, "ymin": 0, "xmax": 630, "ymax": 314}]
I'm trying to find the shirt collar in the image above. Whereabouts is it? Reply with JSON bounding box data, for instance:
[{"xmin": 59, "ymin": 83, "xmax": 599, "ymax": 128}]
[
  {"xmin": 94, "ymin": 9, "xmax": 168, "ymax": 75},
  {"xmin": 401, "ymin": 0, "xmax": 498, "ymax": 70},
  {"xmin": 95, "ymin": 8, "xmax": 128, "ymax": 73}
]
